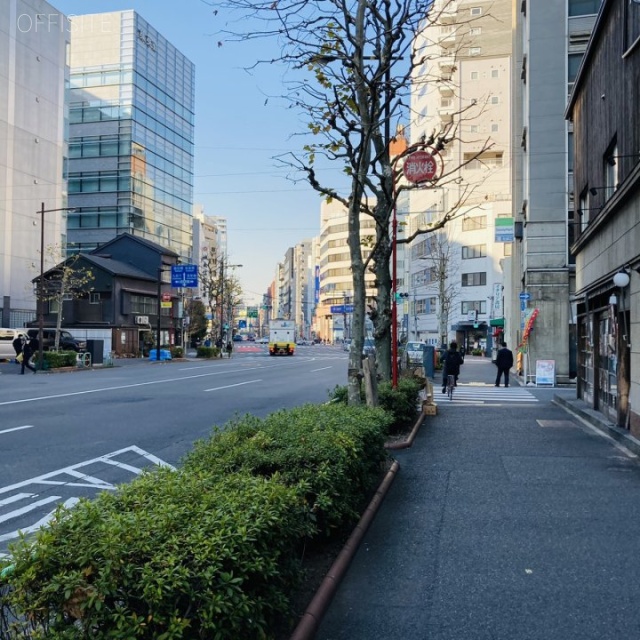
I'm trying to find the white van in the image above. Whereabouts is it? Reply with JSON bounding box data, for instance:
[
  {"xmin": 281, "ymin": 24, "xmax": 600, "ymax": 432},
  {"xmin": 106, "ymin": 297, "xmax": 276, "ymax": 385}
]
[{"xmin": 0, "ymin": 328, "xmax": 26, "ymax": 361}]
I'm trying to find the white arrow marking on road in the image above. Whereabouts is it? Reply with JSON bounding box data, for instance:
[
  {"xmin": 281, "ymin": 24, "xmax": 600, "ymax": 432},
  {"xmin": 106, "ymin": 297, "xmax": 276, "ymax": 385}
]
[
  {"xmin": 204, "ymin": 379, "xmax": 262, "ymax": 392},
  {"xmin": 0, "ymin": 425, "xmax": 34, "ymax": 435},
  {"xmin": 310, "ymin": 367, "xmax": 332, "ymax": 372},
  {"xmin": 0, "ymin": 498, "xmax": 80, "ymax": 544}
]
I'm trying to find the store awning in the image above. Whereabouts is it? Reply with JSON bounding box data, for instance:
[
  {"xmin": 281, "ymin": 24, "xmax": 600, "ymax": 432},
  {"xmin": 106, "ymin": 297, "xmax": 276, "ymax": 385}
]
[{"xmin": 489, "ymin": 318, "xmax": 504, "ymax": 327}]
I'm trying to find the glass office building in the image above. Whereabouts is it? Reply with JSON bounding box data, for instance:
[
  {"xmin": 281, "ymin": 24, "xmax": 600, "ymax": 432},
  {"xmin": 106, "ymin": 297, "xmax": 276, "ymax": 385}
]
[{"xmin": 66, "ymin": 11, "xmax": 194, "ymax": 260}]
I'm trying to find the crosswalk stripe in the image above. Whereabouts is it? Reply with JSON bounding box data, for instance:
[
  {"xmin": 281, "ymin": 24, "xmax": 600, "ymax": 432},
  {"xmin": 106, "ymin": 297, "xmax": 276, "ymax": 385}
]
[{"xmin": 438, "ymin": 385, "xmax": 538, "ymax": 404}]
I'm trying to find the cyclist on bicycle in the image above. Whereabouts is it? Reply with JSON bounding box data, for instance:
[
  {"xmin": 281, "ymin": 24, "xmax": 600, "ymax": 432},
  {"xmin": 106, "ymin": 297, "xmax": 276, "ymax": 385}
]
[{"xmin": 441, "ymin": 341, "xmax": 464, "ymax": 394}]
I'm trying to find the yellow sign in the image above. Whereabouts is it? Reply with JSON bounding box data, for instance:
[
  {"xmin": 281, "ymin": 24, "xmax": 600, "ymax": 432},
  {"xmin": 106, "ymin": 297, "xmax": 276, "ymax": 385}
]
[{"xmin": 161, "ymin": 301, "xmax": 172, "ymax": 308}]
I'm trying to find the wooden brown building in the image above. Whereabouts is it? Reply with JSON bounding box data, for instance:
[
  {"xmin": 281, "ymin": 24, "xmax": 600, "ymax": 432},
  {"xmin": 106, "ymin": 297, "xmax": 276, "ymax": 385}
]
[{"xmin": 566, "ymin": 0, "xmax": 640, "ymax": 430}]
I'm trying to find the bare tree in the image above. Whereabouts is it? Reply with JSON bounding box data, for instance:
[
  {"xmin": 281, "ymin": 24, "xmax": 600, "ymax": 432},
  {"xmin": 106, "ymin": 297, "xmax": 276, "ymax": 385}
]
[
  {"xmin": 37, "ymin": 252, "xmax": 94, "ymax": 350},
  {"xmin": 206, "ymin": 0, "xmax": 494, "ymax": 401},
  {"xmin": 199, "ymin": 248, "xmax": 244, "ymax": 343}
]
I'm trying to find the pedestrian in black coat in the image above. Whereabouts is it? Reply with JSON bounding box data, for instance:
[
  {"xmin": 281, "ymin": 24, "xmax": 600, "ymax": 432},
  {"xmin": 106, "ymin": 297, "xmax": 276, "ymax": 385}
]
[
  {"xmin": 21, "ymin": 336, "xmax": 38, "ymax": 374},
  {"xmin": 495, "ymin": 342, "xmax": 514, "ymax": 387}
]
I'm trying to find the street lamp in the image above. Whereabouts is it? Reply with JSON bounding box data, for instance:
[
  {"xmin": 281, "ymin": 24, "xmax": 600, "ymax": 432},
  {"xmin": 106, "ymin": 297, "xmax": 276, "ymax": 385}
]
[
  {"xmin": 37, "ymin": 202, "xmax": 75, "ymax": 371},
  {"xmin": 219, "ymin": 260, "xmax": 242, "ymax": 343}
]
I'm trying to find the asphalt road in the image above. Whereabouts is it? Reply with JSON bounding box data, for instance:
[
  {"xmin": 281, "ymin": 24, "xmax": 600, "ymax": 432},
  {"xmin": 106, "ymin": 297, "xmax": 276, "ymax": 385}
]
[{"xmin": 0, "ymin": 344, "xmax": 346, "ymax": 557}]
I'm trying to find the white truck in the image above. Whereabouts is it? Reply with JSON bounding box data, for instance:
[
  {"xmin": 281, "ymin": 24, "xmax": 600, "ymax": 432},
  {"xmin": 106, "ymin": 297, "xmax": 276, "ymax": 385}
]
[{"xmin": 268, "ymin": 319, "xmax": 296, "ymax": 356}]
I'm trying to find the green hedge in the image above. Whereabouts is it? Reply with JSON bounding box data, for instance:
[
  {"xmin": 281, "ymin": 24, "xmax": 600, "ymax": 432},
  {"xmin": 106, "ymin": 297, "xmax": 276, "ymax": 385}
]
[
  {"xmin": 184, "ymin": 404, "xmax": 392, "ymax": 535},
  {"xmin": 41, "ymin": 350, "xmax": 77, "ymax": 369},
  {"xmin": 1, "ymin": 403, "xmax": 392, "ymax": 639},
  {"xmin": 378, "ymin": 377, "xmax": 423, "ymax": 428},
  {"xmin": 196, "ymin": 346, "xmax": 220, "ymax": 359}
]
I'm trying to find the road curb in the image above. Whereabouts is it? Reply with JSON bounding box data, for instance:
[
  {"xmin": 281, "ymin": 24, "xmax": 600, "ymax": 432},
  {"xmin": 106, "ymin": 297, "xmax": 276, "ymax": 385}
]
[
  {"xmin": 289, "ymin": 459, "xmax": 400, "ymax": 640},
  {"xmin": 385, "ymin": 410, "xmax": 427, "ymax": 450},
  {"xmin": 554, "ymin": 394, "xmax": 640, "ymax": 456}
]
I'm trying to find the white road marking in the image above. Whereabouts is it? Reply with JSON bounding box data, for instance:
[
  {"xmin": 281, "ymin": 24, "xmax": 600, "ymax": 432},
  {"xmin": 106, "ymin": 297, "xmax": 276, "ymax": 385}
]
[
  {"xmin": 0, "ymin": 498, "xmax": 80, "ymax": 544},
  {"xmin": 0, "ymin": 445, "xmax": 176, "ymax": 496},
  {"xmin": 0, "ymin": 495, "xmax": 61, "ymax": 525},
  {"xmin": 0, "ymin": 492, "xmax": 34, "ymax": 507},
  {"xmin": 204, "ymin": 379, "xmax": 262, "ymax": 392},
  {"xmin": 0, "ymin": 360, "xmax": 323, "ymax": 407},
  {"xmin": 0, "ymin": 425, "xmax": 34, "ymax": 435},
  {"xmin": 310, "ymin": 366, "xmax": 332, "ymax": 372}
]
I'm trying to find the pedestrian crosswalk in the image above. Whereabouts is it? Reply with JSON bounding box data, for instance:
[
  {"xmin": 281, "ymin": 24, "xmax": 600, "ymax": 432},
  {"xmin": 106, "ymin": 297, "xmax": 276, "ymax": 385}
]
[{"xmin": 438, "ymin": 383, "xmax": 539, "ymax": 405}]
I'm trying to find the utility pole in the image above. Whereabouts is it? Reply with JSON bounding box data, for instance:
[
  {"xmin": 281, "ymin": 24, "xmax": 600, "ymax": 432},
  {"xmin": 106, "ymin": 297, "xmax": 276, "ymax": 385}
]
[
  {"xmin": 219, "ymin": 258, "xmax": 225, "ymax": 344},
  {"xmin": 438, "ymin": 254, "xmax": 448, "ymax": 349}
]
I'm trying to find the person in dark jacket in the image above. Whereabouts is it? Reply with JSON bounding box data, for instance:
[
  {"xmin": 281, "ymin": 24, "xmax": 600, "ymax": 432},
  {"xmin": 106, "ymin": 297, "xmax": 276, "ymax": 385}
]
[
  {"xmin": 21, "ymin": 335, "xmax": 38, "ymax": 374},
  {"xmin": 13, "ymin": 334, "xmax": 25, "ymax": 361},
  {"xmin": 495, "ymin": 342, "xmax": 514, "ymax": 387},
  {"xmin": 442, "ymin": 341, "xmax": 464, "ymax": 393}
]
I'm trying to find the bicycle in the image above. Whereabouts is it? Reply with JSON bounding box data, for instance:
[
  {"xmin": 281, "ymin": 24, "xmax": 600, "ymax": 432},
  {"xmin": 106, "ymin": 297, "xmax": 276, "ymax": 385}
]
[{"xmin": 446, "ymin": 374, "xmax": 456, "ymax": 401}]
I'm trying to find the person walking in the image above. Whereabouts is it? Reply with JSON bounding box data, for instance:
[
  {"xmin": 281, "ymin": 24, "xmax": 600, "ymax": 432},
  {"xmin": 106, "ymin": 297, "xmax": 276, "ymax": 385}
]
[
  {"xmin": 226, "ymin": 341, "xmax": 233, "ymax": 359},
  {"xmin": 495, "ymin": 341, "xmax": 514, "ymax": 387},
  {"xmin": 441, "ymin": 341, "xmax": 464, "ymax": 394},
  {"xmin": 12, "ymin": 334, "xmax": 25, "ymax": 363},
  {"xmin": 21, "ymin": 334, "xmax": 38, "ymax": 374}
]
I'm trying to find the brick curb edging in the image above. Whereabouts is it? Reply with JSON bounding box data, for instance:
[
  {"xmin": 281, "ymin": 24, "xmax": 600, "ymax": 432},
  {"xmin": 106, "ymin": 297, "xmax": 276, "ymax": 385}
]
[
  {"xmin": 385, "ymin": 410, "xmax": 428, "ymax": 450},
  {"xmin": 289, "ymin": 459, "xmax": 401, "ymax": 640}
]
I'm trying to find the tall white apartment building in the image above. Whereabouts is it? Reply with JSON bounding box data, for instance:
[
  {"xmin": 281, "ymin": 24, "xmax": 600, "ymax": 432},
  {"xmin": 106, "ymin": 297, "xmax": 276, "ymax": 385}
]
[
  {"xmin": 1, "ymin": 0, "xmax": 69, "ymax": 327},
  {"xmin": 315, "ymin": 200, "xmax": 377, "ymax": 342},
  {"xmin": 408, "ymin": 0, "xmax": 513, "ymax": 354},
  {"xmin": 510, "ymin": 0, "xmax": 600, "ymax": 384}
]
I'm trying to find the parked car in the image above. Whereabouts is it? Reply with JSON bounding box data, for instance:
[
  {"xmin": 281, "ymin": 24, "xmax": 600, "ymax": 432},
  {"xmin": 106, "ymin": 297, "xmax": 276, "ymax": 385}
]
[
  {"xmin": 0, "ymin": 328, "xmax": 26, "ymax": 360},
  {"xmin": 26, "ymin": 329, "xmax": 86, "ymax": 352},
  {"xmin": 362, "ymin": 337, "xmax": 376, "ymax": 356}
]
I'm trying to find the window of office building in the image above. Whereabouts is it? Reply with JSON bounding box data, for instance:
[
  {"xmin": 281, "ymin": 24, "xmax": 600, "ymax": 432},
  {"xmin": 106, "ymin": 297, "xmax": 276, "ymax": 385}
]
[
  {"xmin": 568, "ymin": 53, "xmax": 583, "ymax": 83},
  {"xmin": 462, "ymin": 215, "xmax": 487, "ymax": 231},
  {"xmin": 416, "ymin": 297, "xmax": 437, "ymax": 315},
  {"xmin": 462, "ymin": 300, "xmax": 486, "ymax": 314},
  {"xmin": 462, "ymin": 244, "xmax": 487, "ymax": 259},
  {"xmin": 462, "ymin": 272, "xmax": 486, "ymax": 287},
  {"xmin": 568, "ymin": 0, "xmax": 602, "ymax": 16}
]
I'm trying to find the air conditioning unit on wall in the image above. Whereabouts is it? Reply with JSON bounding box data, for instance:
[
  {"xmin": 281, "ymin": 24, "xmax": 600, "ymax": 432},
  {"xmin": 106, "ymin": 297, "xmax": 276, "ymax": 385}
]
[{"xmin": 135, "ymin": 315, "xmax": 149, "ymax": 325}]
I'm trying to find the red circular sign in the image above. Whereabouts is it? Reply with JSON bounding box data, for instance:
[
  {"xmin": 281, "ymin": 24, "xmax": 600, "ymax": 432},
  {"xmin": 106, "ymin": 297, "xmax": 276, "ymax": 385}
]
[{"xmin": 403, "ymin": 151, "xmax": 439, "ymax": 184}]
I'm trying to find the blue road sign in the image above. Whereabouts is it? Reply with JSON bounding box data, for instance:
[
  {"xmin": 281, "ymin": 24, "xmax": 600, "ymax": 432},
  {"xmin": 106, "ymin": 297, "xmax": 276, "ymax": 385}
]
[
  {"xmin": 519, "ymin": 292, "xmax": 531, "ymax": 301},
  {"xmin": 171, "ymin": 264, "xmax": 198, "ymax": 288},
  {"xmin": 330, "ymin": 304, "xmax": 354, "ymax": 314}
]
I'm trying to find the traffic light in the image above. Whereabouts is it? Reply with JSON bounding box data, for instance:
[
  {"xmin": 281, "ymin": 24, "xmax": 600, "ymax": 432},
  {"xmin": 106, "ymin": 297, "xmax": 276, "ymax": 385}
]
[
  {"xmin": 395, "ymin": 292, "xmax": 409, "ymax": 302},
  {"xmin": 473, "ymin": 309, "xmax": 479, "ymax": 328}
]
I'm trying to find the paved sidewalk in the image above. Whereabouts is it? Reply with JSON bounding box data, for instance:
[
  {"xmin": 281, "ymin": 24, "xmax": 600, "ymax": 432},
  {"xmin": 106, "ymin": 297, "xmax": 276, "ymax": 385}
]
[{"xmin": 317, "ymin": 357, "xmax": 640, "ymax": 640}]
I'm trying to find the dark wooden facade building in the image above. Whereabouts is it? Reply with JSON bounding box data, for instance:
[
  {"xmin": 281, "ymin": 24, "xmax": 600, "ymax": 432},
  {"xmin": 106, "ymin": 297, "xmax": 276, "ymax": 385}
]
[
  {"xmin": 33, "ymin": 234, "xmax": 181, "ymax": 357},
  {"xmin": 567, "ymin": 0, "xmax": 640, "ymax": 431}
]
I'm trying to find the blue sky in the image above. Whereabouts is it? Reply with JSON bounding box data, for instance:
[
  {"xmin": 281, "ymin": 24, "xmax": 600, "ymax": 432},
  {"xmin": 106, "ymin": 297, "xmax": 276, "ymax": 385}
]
[{"xmin": 50, "ymin": 0, "xmax": 338, "ymax": 304}]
